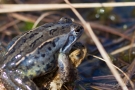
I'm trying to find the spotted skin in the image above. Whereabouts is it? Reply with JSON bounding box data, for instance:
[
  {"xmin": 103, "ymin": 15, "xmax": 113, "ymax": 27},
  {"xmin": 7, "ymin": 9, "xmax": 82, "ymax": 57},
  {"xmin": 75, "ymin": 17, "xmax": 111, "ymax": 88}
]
[{"xmin": 0, "ymin": 17, "xmax": 83, "ymax": 90}]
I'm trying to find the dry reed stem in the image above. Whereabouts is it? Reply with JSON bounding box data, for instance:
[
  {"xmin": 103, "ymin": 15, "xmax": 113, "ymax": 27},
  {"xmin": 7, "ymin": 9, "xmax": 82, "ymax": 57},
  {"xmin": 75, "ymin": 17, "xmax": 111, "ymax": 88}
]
[
  {"xmin": 92, "ymin": 82, "xmax": 118, "ymax": 88},
  {"xmin": 77, "ymin": 21, "xmax": 131, "ymax": 41},
  {"xmin": 118, "ymin": 58, "xmax": 129, "ymax": 66},
  {"xmin": 89, "ymin": 22, "xmax": 131, "ymax": 41},
  {"xmin": 7, "ymin": 12, "xmax": 132, "ymax": 41},
  {"xmin": 7, "ymin": 15, "xmax": 21, "ymax": 35},
  {"xmin": 89, "ymin": 54, "xmax": 134, "ymax": 88},
  {"xmin": 111, "ymin": 43, "xmax": 135, "ymax": 55},
  {"xmin": 123, "ymin": 59, "xmax": 135, "ymax": 86},
  {"xmin": 128, "ymin": 31, "xmax": 135, "ymax": 62},
  {"xmin": 64, "ymin": 0, "xmax": 128, "ymax": 90},
  {"xmin": 0, "ymin": 2, "xmax": 135, "ymax": 13},
  {"xmin": 8, "ymin": 13, "xmax": 132, "ymax": 41},
  {"xmin": 92, "ymin": 75, "xmax": 121, "ymax": 80},
  {"xmin": 9, "ymin": 13, "xmax": 35, "ymax": 23},
  {"xmin": 32, "ymin": 11, "xmax": 58, "ymax": 29},
  {"xmin": 90, "ymin": 85, "xmax": 114, "ymax": 90}
]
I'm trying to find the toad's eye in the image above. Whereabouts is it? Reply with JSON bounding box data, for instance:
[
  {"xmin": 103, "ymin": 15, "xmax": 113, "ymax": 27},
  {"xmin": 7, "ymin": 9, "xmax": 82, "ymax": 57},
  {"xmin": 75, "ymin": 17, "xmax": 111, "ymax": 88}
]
[{"xmin": 76, "ymin": 52, "xmax": 81, "ymax": 59}]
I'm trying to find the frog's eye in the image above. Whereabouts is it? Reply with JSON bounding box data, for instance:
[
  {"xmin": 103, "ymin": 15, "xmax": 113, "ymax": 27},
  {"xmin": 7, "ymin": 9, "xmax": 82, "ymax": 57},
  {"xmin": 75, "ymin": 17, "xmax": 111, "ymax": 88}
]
[
  {"xmin": 74, "ymin": 26, "xmax": 83, "ymax": 34},
  {"xmin": 76, "ymin": 52, "xmax": 82, "ymax": 59},
  {"xmin": 76, "ymin": 28, "xmax": 81, "ymax": 33},
  {"xmin": 59, "ymin": 17, "xmax": 73, "ymax": 23}
]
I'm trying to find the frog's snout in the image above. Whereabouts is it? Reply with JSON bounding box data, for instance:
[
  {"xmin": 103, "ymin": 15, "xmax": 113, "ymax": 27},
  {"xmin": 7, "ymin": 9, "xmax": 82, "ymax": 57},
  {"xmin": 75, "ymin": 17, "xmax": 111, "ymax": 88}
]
[
  {"xmin": 76, "ymin": 26, "xmax": 83, "ymax": 33},
  {"xmin": 73, "ymin": 26, "xmax": 83, "ymax": 37}
]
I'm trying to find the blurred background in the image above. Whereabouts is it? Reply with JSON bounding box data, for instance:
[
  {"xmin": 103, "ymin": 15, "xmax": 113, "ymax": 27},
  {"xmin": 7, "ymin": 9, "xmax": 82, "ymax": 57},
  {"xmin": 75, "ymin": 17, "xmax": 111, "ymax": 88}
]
[{"xmin": 0, "ymin": 0, "xmax": 135, "ymax": 90}]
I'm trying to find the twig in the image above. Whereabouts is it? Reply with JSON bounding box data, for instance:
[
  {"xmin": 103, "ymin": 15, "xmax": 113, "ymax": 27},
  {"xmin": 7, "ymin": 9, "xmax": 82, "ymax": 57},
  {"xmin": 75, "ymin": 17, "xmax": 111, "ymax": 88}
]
[
  {"xmin": 1, "ymin": 2, "xmax": 135, "ymax": 13},
  {"xmin": 111, "ymin": 43, "xmax": 135, "ymax": 55},
  {"xmin": 92, "ymin": 75, "xmax": 120, "ymax": 80},
  {"xmin": 92, "ymin": 82, "xmax": 118, "ymax": 88},
  {"xmin": 8, "ymin": 13, "xmax": 132, "ymax": 41},
  {"xmin": 9, "ymin": 13, "xmax": 35, "ymax": 23},
  {"xmin": 90, "ymin": 85, "xmax": 114, "ymax": 90},
  {"xmin": 118, "ymin": 58, "xmax": 129, "ymax": 66},
  {"xmin": 7, "ymin": 15, "xmax": 21, "ymax": 35},
  {"xmin": 77, "ymin": 21, "xmax": 131, "ymax": 41},
  {"xmin": 64, "ymin": 0, "xmax": 128, "ymax": 90},
  {"xmin": 89, "ymin": 22, "xmax": 131, "ymax": 41},
  {"xmin": 89, "ymin": 54, "xmax": 134, "ymax": 88},
  {"xmin": 32, "ymin": 11, "xmax": 59, "ymax": 28},
  {"xmin": 9, "ymin": 12, "xmax": 69, "ymax": 24},
  {"xmin": 123, "ymin": 59, "xmax": 135, "ymax": 86},
  {"xmin": 0, "ymin": 20, "xmax": 20, "ymax": 32},
  {"xmin": 128, "ymin": 31, "xmax": 135, "ymax": 62}
]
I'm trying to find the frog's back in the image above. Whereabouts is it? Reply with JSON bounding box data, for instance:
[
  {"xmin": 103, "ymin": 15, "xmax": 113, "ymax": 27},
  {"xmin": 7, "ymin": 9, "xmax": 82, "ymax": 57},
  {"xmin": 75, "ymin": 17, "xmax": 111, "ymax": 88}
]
[
  {"xmin": 2, "ymin": 17, "xmax": 77, "ymax": 69},
  {"xmin": 17, "ymin": 34, "xmax": 70, "ymax": 78}
]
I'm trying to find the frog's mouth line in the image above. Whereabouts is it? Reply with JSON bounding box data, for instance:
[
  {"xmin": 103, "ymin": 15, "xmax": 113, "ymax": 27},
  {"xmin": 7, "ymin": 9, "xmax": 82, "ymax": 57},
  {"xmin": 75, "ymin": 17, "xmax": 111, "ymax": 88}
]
[{"xmin": 60, "ymin": 27, "xmax": 83, "ymax": 54}]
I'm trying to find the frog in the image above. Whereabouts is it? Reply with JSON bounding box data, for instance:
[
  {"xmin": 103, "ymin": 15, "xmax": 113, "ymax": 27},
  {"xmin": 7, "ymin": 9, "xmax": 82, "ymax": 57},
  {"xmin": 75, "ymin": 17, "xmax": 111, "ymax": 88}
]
[{"xmin": 0, "ymin": 17, "xmax": 84, "ymax": 90}]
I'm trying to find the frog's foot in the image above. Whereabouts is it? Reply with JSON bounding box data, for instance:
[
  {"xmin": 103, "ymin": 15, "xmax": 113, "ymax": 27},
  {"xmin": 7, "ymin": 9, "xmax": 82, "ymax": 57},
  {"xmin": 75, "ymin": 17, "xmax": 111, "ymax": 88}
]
[
  {"xmin": 58, "ymin": 52, "xmax": 71, "ymax": 82},
  {"xmin": 49, "ymin": 70, "xmax": 76, "ymax": 90},
  {"xmin": 1, "ymin": 69, "xmax": 39, "ymax": 90},
  {"xmin": 50, "ymin": 74, "xmax": 63, "ymax": 90},
  {"xmin": 1, "ymin": 70, "xmax": 22, "ymax": 90}
]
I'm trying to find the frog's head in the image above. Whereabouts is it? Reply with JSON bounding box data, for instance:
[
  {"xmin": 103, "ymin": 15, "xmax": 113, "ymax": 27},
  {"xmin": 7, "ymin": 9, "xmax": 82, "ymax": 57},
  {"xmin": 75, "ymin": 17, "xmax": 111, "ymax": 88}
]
[
  {"xmin": 70, "ymin": 23, "xmax": 84, "ymax": 39},
  {"xmin": 60, "ymin": 21, "xmax": 84, "ymax": 54},
  {"xmin": 59, "ymin": 17, "xmax": 83, "ymax": 36},
  {"xmin": 48, "ymin": 17, "xmax": 83, "ymax": 37}
]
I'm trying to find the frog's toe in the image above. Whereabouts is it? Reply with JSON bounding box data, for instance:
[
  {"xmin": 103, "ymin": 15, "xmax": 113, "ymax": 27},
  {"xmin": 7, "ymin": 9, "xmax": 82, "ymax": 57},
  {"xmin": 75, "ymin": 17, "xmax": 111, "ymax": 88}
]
[
  {"xmin": 1, "ymin": 69, "xmax": 39, "ymax": 90},
  {"xmin": 11, "ymin": 70, "xmax": 39, "ymax": 90},
  {"xmin": 21, "ymin": 76, "xmax": 39, "ymax": 90},
  {"xmin": 50, "ymin": 74, "xmax": 63, "ymax": 90},
  {"xmin": 1, "ymin": 70, "xmax": 21, "ymax": 90}
]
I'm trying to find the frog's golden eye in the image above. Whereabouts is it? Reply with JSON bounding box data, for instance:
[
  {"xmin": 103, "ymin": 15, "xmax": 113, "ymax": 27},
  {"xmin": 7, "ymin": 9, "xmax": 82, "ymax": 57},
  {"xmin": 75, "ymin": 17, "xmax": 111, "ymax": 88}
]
[{"xmin": 76, "ymin": 52, "xmax": 82, "ymax": 59}]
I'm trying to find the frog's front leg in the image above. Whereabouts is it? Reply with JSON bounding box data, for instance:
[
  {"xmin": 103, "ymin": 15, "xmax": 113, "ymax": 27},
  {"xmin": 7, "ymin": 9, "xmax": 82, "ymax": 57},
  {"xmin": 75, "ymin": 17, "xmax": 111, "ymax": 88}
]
[
  {"xmin": 50, "ymin": 53, "xmax": 69, "ymax": 90},
  {"xmin": 50, "ymin": 52, "xmax": 76, "ymax": 90},
  {"xmin": 1, "ymin": 69, "xmax": 39, "ymax": 90},
  {"xmin": 50, "ymin": 52, "xmax": 75, "ymax": 90},
  {"xmin": 58, "ymin": 52, "xmax": 71, "ymax": 82},
  {"xmin": 50, "ymin": 73, "xmax": 62, "ymax": 90}
]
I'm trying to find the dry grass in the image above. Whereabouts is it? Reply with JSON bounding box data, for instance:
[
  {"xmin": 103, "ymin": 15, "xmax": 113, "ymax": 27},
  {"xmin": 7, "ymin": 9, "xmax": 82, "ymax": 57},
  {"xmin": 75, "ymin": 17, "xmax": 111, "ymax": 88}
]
[
  {"xmin": 89, "ymin": 54, "xmax": 134, "ymax": 88},
  {"xmin": 1, "ymin": 2, "xmax": 135, "ymax": 13},
  {"xmin": 64, "ymin": 0, "xmax": 130, "ymax": 90},
  {"xmin": 111, "ymin": 43, "xmax": 135, "ymax": 55},
  {"xmin": 0, "ymin": 1, "xmax": 135, "ymax": 90},
  {"xmin": 32, "ymin": 11, "xmax": 58, "ymax": 29}
]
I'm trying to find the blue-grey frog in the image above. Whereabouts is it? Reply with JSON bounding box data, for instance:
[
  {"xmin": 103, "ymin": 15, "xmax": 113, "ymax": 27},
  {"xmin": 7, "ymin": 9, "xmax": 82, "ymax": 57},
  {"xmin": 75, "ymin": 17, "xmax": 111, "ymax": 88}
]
[{"xmin": 0, "ymin": 17, "xmax": 83, "ymax": 90}]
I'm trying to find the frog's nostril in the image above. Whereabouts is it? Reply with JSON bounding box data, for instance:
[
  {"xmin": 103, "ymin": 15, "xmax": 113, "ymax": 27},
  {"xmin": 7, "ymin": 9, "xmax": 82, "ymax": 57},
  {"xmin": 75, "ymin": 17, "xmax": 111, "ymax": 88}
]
[
  {"xmin": 76, "ymin": 26, "xmax": 83, "ymax": 32},
  {"xmin": 76, "ymin": 29, "xmax": 81, "ymax": 32}
]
